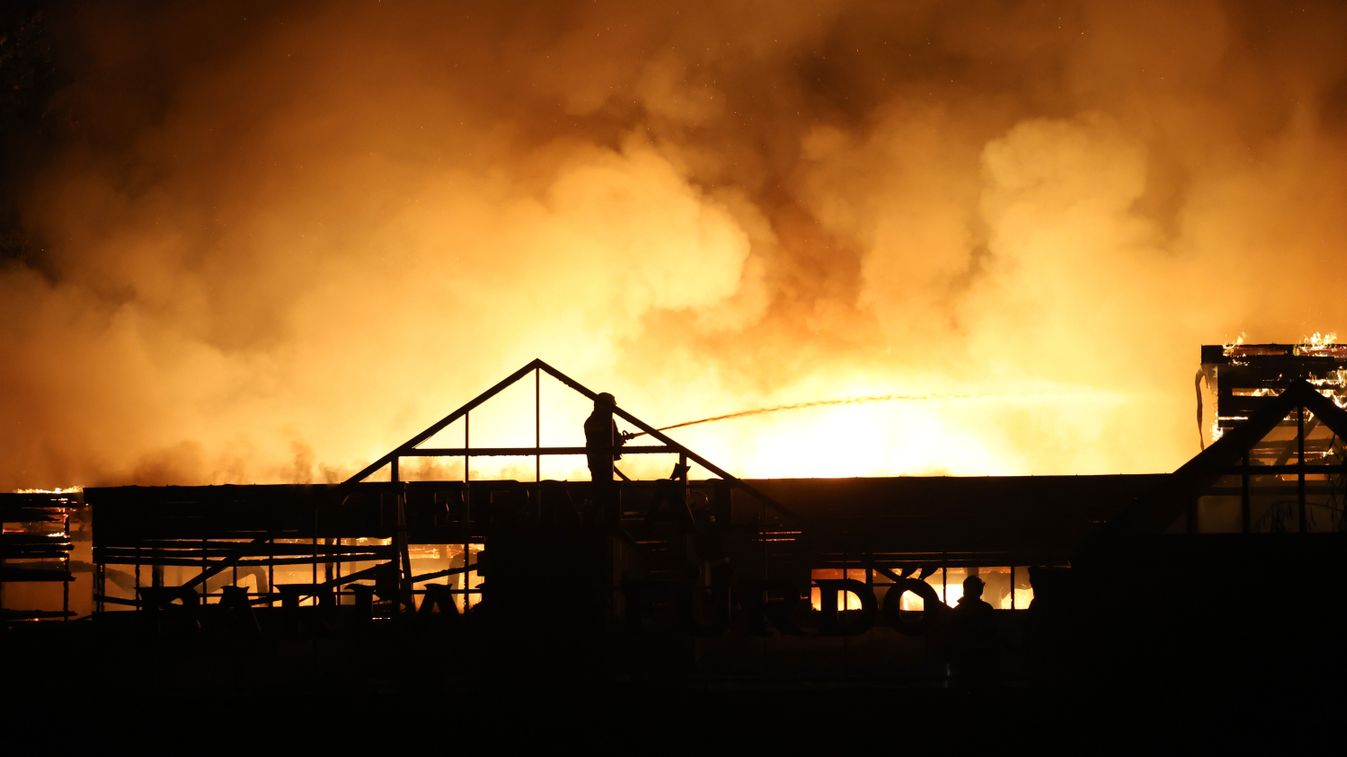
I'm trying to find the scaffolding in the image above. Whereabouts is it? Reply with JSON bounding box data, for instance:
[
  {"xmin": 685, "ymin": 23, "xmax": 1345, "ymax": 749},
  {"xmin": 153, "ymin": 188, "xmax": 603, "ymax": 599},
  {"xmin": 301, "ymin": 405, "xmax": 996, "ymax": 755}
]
[
  {"xmin": 90, "ymin": 359, "xmax": 800, "ymax": 629},
  {"xmin": 1, "ymin": 490, "xmax": 79, "ymax": 623}
]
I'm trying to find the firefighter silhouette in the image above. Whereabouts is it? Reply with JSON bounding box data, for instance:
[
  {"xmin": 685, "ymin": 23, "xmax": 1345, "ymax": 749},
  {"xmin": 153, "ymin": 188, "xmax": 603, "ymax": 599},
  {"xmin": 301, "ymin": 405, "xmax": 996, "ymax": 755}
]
[{"xmin": 584, "ymin": 392, "xmax": 625, "ymax": 522}]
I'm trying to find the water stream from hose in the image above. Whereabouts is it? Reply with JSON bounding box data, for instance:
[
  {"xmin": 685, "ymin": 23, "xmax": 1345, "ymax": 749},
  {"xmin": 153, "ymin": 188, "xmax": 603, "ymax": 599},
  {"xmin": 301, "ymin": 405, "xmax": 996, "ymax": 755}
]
[{"xmin": 628, "ymin": 392, "xmax": 985, "ymax": 438}]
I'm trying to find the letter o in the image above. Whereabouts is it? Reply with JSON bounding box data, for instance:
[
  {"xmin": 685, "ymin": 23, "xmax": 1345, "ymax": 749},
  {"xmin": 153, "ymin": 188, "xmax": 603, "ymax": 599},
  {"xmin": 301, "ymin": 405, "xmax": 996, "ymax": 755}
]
[{"xmin": 882, "ymin": 578, "xmax": 944, "ymax": 635}]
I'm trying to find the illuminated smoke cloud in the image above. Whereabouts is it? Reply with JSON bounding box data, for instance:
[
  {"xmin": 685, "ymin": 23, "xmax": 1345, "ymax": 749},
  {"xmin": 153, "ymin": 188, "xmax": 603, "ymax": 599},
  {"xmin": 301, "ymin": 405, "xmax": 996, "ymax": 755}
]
[{"xmin": 3, "ymin": 1, "xmax": 1347, "ymax": 487}]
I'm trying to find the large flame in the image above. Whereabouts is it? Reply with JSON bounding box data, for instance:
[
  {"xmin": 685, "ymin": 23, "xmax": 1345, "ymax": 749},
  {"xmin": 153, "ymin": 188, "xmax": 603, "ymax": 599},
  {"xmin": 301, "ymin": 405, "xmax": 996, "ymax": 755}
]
[{"xmin": 3, "ymin": 2, "xmax": 1347, "ymax": 487}]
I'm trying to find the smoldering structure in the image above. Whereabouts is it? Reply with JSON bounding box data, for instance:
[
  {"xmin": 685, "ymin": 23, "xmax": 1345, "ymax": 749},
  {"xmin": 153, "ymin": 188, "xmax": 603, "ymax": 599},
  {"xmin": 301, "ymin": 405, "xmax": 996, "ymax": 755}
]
[
  {"xmin": 0, "ymin": 346, "xmax": 1343, "ymax": 755},
  {"xmin": 4, "ymin": 346, "xmax": 1342, "ymax": 704},
  {"xmin": 0, "ymin": 489, "xmax": 79, "ymax": 622}
]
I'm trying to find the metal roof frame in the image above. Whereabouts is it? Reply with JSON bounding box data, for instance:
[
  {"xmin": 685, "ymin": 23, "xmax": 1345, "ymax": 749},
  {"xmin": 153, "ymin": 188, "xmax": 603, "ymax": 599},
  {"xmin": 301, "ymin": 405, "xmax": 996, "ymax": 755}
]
[{"xmin": 343, "ymin": 358, "xmax": 797, "ymax": 521}]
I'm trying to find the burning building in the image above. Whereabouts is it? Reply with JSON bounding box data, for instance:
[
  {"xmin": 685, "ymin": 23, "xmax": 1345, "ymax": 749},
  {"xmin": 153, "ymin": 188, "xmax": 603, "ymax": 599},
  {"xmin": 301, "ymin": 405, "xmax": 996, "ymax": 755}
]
[
  {"xmin": 6, "ymin": 4, "xmax": 1347, "ymax": 748},
  {"xmin": 5, "ymin": 345, "xmax": 1338, "ymax": 661},
  {"xmin": 4, "ymin": 345, "xmax": 1347, "ymax": 750}
]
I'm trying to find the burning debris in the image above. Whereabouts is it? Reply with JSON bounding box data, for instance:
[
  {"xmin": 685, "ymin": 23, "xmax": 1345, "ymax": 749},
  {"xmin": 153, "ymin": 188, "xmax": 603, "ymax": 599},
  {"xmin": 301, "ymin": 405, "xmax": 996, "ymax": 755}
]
[
  {"xmin": 1201, "ymin": 333, "xmax": 1347, "ymax": 448},
  {"xmin": 0, "ymin": 489, "xmax": 81, "ymax": 621}
]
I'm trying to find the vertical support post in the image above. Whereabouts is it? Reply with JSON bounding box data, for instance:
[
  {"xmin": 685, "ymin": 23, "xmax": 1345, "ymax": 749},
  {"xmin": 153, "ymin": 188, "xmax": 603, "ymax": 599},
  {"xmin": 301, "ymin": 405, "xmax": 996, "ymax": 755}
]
[
  {"xmin": 267, "ymin": 537, "xmax": 275, "ymax": 609},
  {"xmin": 865, "ymin": 556, "xmax": 873, "ymax": 606},
  {"xmin": 393, "ymin": 449, "xmax": 401, "ymax": 603},
  {"xmin": 840, "ymin": 552, "xmax": 850, "ymax": 672},
  {"xmin": 62, "ymin": 508, "xmax": 70, "ymax": 622},
  {"xmin": 463, "ymin": 412, "xmax": 471, "ymax": 613},
  {"xmin": 536, "ymin": 367, "xmax": 542, "ymax": 520},
  {"xmin": 134, "ymin": 545, "xmax": 141, "ymax": 606},
  {"xmin": 392, "ymin": 464, "xmax": 412, "ymax": 613},
  {"xmin": 679, "ymin": 452, "xmax": 689, "ymax": 514},
  {"xmin": 324, "ymin": 540, "xmax": 334, "ymax": 590},
  {"xmin": 311, "ymin": 497, "xmax": 318, "ymax": 592},
  {"xmin": 1241, "ymin": 453, "xmax": 1251, "ymax": 534},
  {"xmin": 841, "ymin": 554, "xmax": 849, "ymax": 611},
  {"xmin": 1298, "ymin": 405, "xmax": 1307, "ymax": 533},
  {"xmin": 759, "ymin": 494, "xmax": 768, "ymax": 586},
  {"xmin": 464, "ymin": 413, "xmax": 470, "ymax": 511},
  {"xmin": 941, "ymin": 554, "xmax": 948, "ymax": 605}
]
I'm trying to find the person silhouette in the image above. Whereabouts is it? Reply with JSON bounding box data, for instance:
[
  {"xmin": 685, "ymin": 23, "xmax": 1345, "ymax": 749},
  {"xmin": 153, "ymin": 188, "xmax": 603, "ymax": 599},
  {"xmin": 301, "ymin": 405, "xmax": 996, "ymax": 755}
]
[
  {"xmin": 949, "ymin": 574, "xmax": 997, "ymax": 685},
  {"xmin": 584, "ymin": 392, "xmax": 625, "ymax": 521}
]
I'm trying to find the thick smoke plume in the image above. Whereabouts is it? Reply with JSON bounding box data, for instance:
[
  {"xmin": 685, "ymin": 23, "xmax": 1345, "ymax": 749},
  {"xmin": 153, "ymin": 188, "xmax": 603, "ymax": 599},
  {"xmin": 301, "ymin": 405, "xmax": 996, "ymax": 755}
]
[{"xmin": 4, "ymin": 1, "xmax": 1347, "ymax": 486}]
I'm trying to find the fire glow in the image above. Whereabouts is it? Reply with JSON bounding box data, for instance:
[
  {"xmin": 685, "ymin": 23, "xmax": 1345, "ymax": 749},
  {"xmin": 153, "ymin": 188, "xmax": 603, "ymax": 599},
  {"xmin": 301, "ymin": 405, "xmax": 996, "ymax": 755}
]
[{"xmin": 4, "ymin": 3, "xmax": 1347, "ymax": 489}]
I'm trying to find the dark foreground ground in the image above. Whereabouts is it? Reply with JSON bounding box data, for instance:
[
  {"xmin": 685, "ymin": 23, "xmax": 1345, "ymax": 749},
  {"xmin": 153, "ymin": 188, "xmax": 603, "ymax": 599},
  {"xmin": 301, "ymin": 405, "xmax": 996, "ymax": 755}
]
[{"xmin": 3, "ymin": 619, "xmax": 1342, "ymax": 755}]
